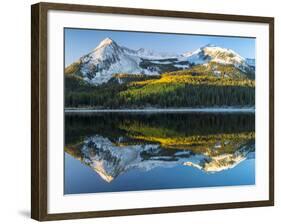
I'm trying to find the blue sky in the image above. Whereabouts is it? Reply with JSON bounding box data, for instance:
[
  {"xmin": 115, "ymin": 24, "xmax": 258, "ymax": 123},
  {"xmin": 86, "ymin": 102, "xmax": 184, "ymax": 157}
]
[{"xmin": 65, "ymin": 28, "xmax": 255, "ymax": 66}]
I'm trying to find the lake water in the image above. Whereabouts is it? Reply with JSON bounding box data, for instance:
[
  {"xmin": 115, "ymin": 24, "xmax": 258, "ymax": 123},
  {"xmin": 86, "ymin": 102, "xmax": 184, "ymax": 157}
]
[{"xmin": 64, "ymin": 112, "xmax": 255, "ymax": 194}]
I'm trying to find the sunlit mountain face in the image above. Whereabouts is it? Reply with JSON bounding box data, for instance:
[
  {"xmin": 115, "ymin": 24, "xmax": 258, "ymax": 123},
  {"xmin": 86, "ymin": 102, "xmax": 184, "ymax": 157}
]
[{"xmin": 64, "ymin": 113, "xmax": 255, "ymax": 189}]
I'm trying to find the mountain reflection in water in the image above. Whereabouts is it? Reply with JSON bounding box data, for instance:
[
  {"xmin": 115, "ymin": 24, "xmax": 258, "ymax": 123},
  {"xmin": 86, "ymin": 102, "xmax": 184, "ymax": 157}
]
[{"xmin": 64, "ymin": 112, "xmax": 255, "ymax": 193}]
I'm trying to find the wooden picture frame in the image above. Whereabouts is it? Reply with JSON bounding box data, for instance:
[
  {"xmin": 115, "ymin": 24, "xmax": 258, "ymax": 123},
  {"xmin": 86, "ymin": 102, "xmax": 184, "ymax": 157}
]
[{"xmin": 31, "ymin": 2, "xmax": 274, "ymax": 221}]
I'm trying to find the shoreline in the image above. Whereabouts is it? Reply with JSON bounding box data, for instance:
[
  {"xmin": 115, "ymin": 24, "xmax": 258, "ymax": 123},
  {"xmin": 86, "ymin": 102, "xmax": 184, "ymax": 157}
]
[{"xmin": 65, "ymin": 107, "xmax": 255, "ymax": 113}]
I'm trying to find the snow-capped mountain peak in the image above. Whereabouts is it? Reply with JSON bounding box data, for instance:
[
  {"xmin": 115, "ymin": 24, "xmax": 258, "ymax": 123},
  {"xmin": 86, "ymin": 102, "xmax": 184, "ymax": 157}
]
[
  {"xmin": 202, "ymin": 44, "xmax": 243, "ymax": 60},
  {"xmin": 77, "ymin": 38, "xmax": 146, "ymax": 84},
  {"xmin": 191, "ymin": 44, "xmax": 244, "ymax": 62},
  {"xmin": 185, "ymin": 44, "xmax": 253, "ymax": 73},
  {"xmin": 95, "ymin": 37, "xmax": 115, "ymax": 49}
]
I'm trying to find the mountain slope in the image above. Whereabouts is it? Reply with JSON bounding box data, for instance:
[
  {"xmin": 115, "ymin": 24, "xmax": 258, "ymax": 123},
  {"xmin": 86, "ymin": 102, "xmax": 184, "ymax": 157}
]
[
  {"xmin": 70, "ymin": 38, "xmax": 144, "ymax": 84},
  {"xmin": 65, "ymin": 38, "xmax": 190, "ymax": 85}
]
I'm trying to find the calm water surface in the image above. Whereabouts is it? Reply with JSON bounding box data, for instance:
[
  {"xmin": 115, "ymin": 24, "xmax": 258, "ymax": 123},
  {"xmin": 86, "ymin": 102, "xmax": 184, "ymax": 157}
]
[{"xmin": 64, "ymin": 112, "xmax": 255, "ymax": 194}]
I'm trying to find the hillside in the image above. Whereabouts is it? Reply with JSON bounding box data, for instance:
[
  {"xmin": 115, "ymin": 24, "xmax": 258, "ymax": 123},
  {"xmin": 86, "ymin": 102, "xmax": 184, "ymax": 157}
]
[{"xmin": 65, "ymin": 70, "xmax": 255, "ymax": 109}]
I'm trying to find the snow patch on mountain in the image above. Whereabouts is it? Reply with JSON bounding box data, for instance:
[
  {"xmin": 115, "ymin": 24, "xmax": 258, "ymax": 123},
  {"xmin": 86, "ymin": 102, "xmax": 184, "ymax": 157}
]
[{"xmin": 133, "ymin": 48, "xmax": 178, "ymax": 59}]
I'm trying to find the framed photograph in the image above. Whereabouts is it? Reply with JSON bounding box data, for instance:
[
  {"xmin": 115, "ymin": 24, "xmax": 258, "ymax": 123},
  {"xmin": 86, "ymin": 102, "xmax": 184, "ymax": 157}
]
[{"xmin": 31, "ymin": 2, "xmax": 274, "ymax": 221}]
